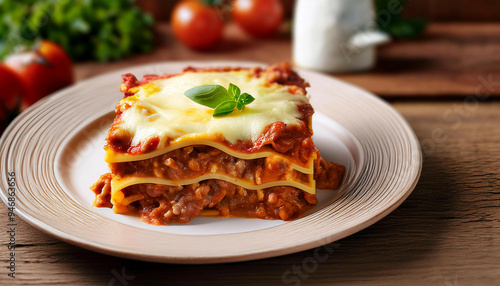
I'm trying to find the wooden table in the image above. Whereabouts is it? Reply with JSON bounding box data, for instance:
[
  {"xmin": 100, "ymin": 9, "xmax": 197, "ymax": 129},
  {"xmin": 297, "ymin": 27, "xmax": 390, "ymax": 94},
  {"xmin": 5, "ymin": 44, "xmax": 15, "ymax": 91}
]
[{"xmin": 2, "ymin": 23, "xmax": 499, "ymax": 285}]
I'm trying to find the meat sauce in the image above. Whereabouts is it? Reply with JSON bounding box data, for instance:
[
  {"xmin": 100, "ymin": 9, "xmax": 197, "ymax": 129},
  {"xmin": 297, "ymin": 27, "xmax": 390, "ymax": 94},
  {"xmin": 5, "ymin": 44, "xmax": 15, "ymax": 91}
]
[
  {"xmin": 92, "ymin": 176, "xmax": 321, "ymax": 224},
  {"xmin": 109, "ymin": 63, "xmax": 314, "ymax": 156},
  {"xmin": 91, "ymin": 152, "xmax": 345, "ymax": 225},
  {"xmin": 91, "ymin": 63, "xmax": 347, "ymax": 225},
  {"xmin": 111, "ymin": 146, "xmax": 312, "ymax": 186}
]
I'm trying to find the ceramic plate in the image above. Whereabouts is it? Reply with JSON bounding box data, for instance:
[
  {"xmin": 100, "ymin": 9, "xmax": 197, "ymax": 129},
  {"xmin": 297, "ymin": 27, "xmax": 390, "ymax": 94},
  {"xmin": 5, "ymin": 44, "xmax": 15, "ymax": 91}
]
[{"xmin": 0, "ymin": 61, "xmax": 421, "ymax": 263}]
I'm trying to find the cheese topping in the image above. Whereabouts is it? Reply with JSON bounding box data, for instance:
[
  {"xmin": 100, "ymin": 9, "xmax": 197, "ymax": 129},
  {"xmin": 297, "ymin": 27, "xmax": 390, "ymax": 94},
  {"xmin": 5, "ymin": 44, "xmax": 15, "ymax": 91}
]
[{"xmin": 115, "ymin": 70, "xmax": 310, "ymax": 151}]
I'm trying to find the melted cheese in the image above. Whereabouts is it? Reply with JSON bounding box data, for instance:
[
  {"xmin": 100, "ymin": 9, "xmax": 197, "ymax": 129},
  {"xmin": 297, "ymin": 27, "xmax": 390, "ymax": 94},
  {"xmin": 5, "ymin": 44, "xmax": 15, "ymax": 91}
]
[
  {"xmin": 111, "ymin": 70, "xmax": 310, "ymax": 153},
  {"xmin": 104, "ymin": 70, "xmax": 319, "ymax": 208}
]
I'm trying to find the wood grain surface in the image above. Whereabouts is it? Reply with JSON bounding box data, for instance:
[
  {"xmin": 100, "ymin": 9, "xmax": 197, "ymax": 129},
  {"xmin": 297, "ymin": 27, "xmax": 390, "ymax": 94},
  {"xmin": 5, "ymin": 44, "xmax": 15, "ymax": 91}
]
[
  {"xmin": 1, "ymin": 22, "xmax": 499, "ymax": 285},
  {"xmin": 1, "ymin": 101, "xmax": 499, "ymax": 285},
  {"xmin": 74, "ymin": 22, "xmax": 500, "ymax": 98},
  {"xmin": 338, "ymin": 23, "xmax": 500, "ymax": 97}
]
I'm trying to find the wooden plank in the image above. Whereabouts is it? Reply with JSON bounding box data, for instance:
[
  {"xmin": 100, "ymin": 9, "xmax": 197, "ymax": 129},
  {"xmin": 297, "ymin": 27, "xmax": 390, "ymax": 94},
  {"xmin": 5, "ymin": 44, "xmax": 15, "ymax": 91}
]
[
  {"xmin": 403, "ymin": 0, "xmax": 500, "ymax": 22},
  {"xmin": 335, "ymin": 23, "xmax": 500, "ymax": 97},
  {"xmin": 73, "ymin": 22, "xmax": 293, "ymax": 81},
  {"xmin": 2, "ymin": 101, "xmax": 499, "ymax": 285},
  {"xmin": 74, "ymin": 23, "xmax": 500, "ymax": 99}
]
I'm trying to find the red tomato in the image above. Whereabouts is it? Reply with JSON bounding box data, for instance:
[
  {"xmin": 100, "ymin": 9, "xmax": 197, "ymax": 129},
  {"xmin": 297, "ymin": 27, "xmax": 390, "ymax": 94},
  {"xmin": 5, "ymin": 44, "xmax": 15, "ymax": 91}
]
[
  {"xmin": 232, "ymin": 0, "xmax": 284, "ymax": 37},
  {"xmin": 0, "ymin": 64, "xmax": 25, "ymax": 133},
  {"xmin": 5, "ymin": 40, "xmax": 74, "ymax": 108},
  {"xmin": 171, "ymin": 0, "xmax": 224, "ymax": 50}
]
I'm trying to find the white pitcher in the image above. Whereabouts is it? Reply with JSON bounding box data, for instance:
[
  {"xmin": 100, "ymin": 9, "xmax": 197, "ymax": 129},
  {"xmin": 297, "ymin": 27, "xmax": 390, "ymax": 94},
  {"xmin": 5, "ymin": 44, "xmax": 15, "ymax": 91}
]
[{"xmin": 293, "ymin": 0, "xmax": 390, "ymax": 73}]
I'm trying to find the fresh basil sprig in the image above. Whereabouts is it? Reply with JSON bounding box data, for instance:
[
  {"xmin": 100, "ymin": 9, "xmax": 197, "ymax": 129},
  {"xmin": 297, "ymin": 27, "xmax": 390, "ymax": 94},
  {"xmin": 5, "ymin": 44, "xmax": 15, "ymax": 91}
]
[{"xmin": 184, "ymin": 83, "xmax": 255, "ymax": 117}]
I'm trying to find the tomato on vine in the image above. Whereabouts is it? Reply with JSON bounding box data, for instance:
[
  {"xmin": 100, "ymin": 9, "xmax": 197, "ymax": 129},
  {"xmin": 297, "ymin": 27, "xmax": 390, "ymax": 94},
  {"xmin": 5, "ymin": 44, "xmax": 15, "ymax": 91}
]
[
  {"xmin": 0, "ymin": 64, "xmax": 24, "ymax": 134},
  {"xmin": 5, "ymin": 40, "xmax": 74, "ymax": 108},
  {"xmin": 171, "ymin": 0, "xmax": 225, "ymax": 50},
  {"xmin": 232, "ymin": 0, "xmax": 284, "ymax": 37}
]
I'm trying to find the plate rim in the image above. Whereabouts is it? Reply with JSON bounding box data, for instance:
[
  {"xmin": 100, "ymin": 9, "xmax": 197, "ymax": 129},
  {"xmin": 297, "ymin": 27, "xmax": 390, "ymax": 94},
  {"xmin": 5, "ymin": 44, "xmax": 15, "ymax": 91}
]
[{"xmin": 0, "ymin": 60, "xmax": 422, "ymax": 264}]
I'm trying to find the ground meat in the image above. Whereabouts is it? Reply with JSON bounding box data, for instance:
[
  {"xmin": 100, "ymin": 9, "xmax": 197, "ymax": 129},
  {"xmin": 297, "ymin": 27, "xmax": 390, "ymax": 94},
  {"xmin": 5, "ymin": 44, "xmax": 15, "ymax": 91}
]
[
  {"xmin": 92, "ymin": 149, "xmax": 345, "ymax": 225},
  {"xmin": 92, "ymin": 63, "xmax": 346, "ymax": 225},
  {"xmin": 298, "ymin": 104, "xmax": 315, "ymax": 119},
  {"xmin": 110, "ymin": 146, "xmax": 310, "ymax": 186},
  {"xmin": 216, "ymin": 184, "xmax": 315, "ymax": 221},
  {"xmin": 120, "ymin": 73, "xmax": 139, "ymax": 97},
  {"xmin": 260, "ymin": 62, "xmax": 310, "ymax": 94},
  {"xmin": 92, "ymin": 147, "xmax": 345, "ymax": 225},
  {"xmin": 132, "ymin": 182, "xmax": 226, "ymax": 224},
  {"xmin": 90, "ymin": 173, "xmax": 113, "ymax": 208},
  {"xmin": 128, "ymin": 180, "xmax": 316, "ymax": 224},
  {"xmin": 91, "ymin": 176, "xmax": 317, "ymax": 224},
  {"xmin": 314, "ymin": 155, "xmax": 346, "ymax": 190}
]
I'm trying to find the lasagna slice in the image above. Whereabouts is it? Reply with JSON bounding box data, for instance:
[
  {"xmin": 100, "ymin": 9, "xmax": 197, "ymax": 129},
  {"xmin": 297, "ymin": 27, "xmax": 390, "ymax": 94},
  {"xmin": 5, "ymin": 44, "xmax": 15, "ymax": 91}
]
[{"xmin": 91, "ymin": 63, "xmax": 345, "ymax": 225}]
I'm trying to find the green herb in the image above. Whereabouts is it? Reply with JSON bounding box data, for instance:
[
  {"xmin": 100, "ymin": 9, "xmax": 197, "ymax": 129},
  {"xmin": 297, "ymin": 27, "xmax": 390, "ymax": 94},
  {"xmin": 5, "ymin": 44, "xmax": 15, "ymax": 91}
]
[
  {"xmin": 214, "ymin": 101, "xmax": 237, "ymax": 117},
  {"xmin": 184, "ymin": 83, "xmax": 255, "ymax": 117},
  {"xmin": 200, "ymin": 0, "xmax": 224, "ymax": 6},
  {"xmin": 375, "ymin": 0, "xmax": 427, "ymax": 39},
  {"xmin": 0, "ymin": 0, "xmax": 154, "ymax": 62},
  {"xmin": 383, "ymin": 19, "xmax": 427, "ymax": 39}
]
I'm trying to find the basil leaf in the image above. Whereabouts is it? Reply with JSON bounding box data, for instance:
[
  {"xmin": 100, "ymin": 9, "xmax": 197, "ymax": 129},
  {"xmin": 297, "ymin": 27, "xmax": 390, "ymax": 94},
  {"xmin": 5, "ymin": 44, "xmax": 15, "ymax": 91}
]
[
  {"xmin": 228, "ymin": 83, "xmax": 241, "ymax": 101},
  {"xmin": 185, "ymin": 83, "xmax": 255, "ymax": 117},
  {"xmin": 213, "ymin": 100, "xmax": 237, "ymax": 117},
  {"xmin": 184, "ymin": 85, "xmax": 233, "ymax": 109},
  {"xmin": 236, "ymin": 101, "xmax": 243, "ymax": 111},
  {"xmin": 239, "ymin": 93, "xmax": 255, "ymax": 106}
]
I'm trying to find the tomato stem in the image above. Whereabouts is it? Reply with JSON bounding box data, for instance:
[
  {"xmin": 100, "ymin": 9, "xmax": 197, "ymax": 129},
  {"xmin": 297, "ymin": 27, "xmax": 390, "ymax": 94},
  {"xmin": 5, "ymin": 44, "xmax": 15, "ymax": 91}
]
[
  {"xmin": 200, "ymin": 0, "xmax": 224, "ymax": 7},
  {"xmin": 0, "ymin": 93, "xmax": 21, "ymax": 134}
]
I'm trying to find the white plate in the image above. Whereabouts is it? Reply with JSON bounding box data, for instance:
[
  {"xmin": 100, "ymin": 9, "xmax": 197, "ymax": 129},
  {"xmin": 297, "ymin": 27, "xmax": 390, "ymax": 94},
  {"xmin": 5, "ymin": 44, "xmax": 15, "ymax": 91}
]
[{"xmin": 0, "ymin": 61, "xmax": 421, "ymax": 263}]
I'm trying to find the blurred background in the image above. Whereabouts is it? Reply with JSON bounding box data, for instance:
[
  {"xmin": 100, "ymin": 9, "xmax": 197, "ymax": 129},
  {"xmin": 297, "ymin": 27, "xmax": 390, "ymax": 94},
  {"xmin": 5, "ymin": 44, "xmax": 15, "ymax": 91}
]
[
  {"xmin": 136, "ymin": 0, "xmax": 500, "ymax": 21},
  {"xmin": 1, "ymin": 0, "xmax": 499, "ymax": 131},
  {"xmin": 1, "ymin": 2, "xmax": 500, "ymax": 285}
]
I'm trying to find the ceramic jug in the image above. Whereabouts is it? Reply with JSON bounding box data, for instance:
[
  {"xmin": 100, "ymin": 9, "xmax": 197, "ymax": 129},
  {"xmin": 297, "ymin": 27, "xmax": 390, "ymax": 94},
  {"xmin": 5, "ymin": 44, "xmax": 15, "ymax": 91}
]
[{"xmin": 293, "ymin": 0, "xmax": 390, "ymax": 73}]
